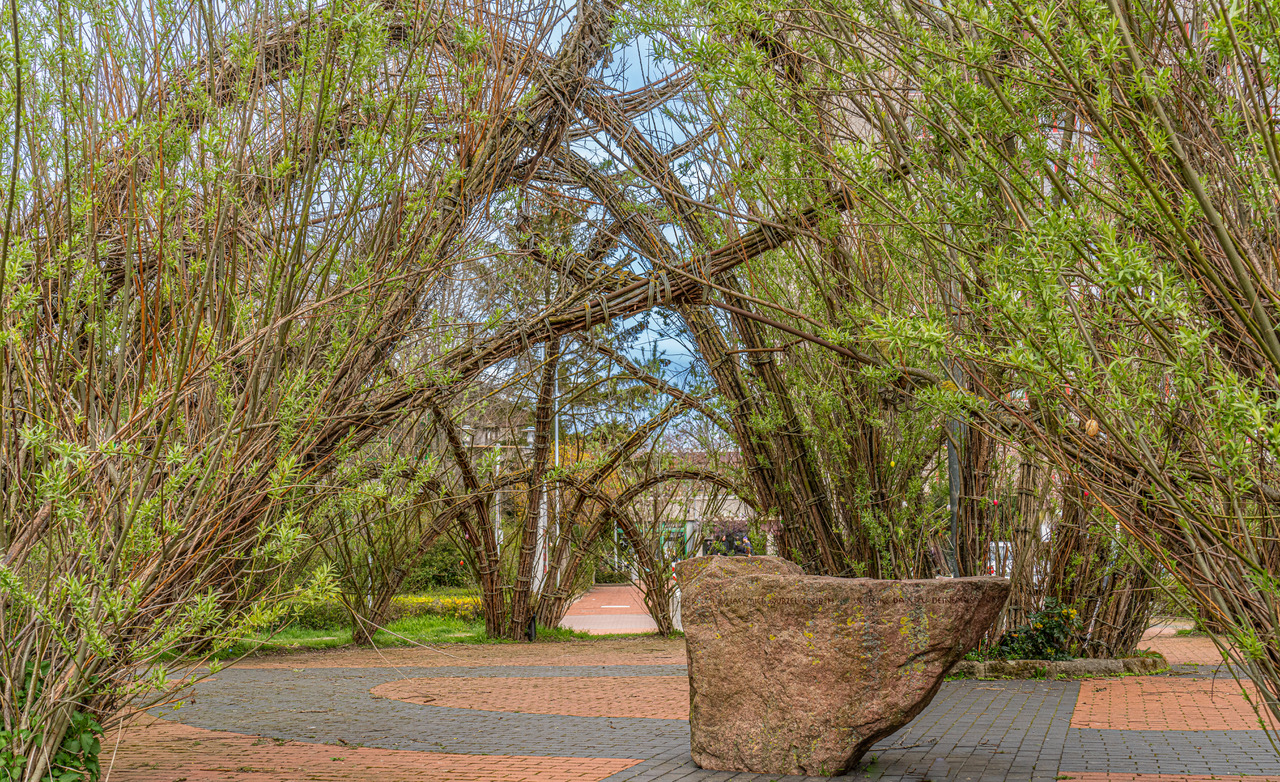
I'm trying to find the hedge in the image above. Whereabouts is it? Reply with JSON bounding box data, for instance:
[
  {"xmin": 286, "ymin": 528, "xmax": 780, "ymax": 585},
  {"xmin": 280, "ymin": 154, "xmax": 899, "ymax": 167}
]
[
  {"xmin": 289, "ymin": 595, "xmax": 483, "ymax": 630},
  {"xmin": 593, "ymin": 567, "xmax": 632, "ymax": 584}
]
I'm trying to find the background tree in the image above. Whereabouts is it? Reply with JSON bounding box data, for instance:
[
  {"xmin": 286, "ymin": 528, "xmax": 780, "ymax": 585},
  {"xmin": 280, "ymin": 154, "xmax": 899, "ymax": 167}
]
[
  {"xmin": 0, "ymin": 0, "xmax": 673, "ymax": 770},
  {"xmin": 644, "ymin": 0, "xmax": 1280, "ymax": 718}
]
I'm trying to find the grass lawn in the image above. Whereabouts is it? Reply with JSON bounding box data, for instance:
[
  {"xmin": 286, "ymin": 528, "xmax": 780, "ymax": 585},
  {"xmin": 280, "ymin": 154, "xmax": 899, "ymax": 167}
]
[{"xmin": 211, "ymin": 615, "xmax": 654, "ymax": 658}]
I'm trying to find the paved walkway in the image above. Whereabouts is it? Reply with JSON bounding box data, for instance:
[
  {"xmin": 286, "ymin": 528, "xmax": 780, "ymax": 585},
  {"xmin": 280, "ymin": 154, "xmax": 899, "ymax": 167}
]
[
  {"xmin": 560, "ymin": 584, "xmax": 660, "ymax": 634},
  {"xmin": 103, "ymin": 634, "xmax": 1280, "ymax": 782}
]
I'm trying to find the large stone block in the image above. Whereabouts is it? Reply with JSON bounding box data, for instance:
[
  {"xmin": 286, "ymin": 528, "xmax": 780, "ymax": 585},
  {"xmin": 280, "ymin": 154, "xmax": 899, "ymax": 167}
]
[{"xmin": 676, "ymin": 555, "xmax": 1009, "ymax": 776}]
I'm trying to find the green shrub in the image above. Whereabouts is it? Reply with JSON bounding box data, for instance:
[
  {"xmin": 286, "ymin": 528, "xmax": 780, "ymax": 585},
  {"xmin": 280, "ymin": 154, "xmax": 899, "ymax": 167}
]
[
  {"xmin": 288, "ymin": 594, "xmax": 483, "ymax": 630},
  {"xmin": 401, "ymin": 540, "xmax": 474, "ymax": 592},
  {"xmin": 993, "ymin": 599, "xmax": 1082, "ymax": 661},
  {"xmin": 287, "ymin": 600, "xmax": 352, "ymax": 630},
  {"xmin": 0, "ymin": 663, "xmax": 103, "ymax": 782},
  {"xmin": 593, "ymin": 565, "xmax": 631, "ymax": 584}
]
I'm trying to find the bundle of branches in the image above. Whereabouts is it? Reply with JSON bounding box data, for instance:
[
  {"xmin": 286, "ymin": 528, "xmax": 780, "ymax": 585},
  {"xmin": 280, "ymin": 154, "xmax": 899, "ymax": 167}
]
[
  {"xmin": 4, "ymin": 0, "xmax": 871, "ymax": 765},
  {"xmin": 305, "ymin": 418, "xmax": 451, "ymax": 645},
  {"xmin": 651, "ymin": 0, "xmax": 1280, "ymax": 726},
  {"xmin": 1043, "ymin": 483, "xmax": 1158, "ymax": 658},
  {"xmin": 0, "ymin": 0, "xmax": 632, "ymax": 772}
]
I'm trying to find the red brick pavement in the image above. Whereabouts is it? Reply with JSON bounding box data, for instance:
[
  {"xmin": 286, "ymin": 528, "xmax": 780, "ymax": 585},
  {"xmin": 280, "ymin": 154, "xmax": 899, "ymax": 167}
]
[
  {"xmin": 1141, "ymin": 635, "xmax": 1230, "ymax": 666},
  {"xmin": 1073, "ymin": 677, "xmax": 1277, "ymax": 731},
  {"xmin": 231, "ymin": 638, "xmax": 686, "ymax": 670},
  {"xmin": 1065, "ymin": 775, "xmax": 1280, "ymax": 781},
  {"xmin": 1141, "ymin": 620, "xmax": 1196, "ymax": 639},
  {"xmin": 113, "ymin": 629, "xmax": 1280, "ymax": 782},
  {"xmin": 372, "ymin": 675, "xmax": 689, "ymax": 719},
  {"xmin": 563, "ymin": 585, "xmax": 650, "ymax": 616},
  {"xmin": 103, "ymin": 716, "xmax": 640, "ymax": 782}
]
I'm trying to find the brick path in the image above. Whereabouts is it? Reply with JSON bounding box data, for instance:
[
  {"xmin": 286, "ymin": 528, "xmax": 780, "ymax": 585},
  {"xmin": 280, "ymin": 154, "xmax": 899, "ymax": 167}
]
[
  {"xmin": 561, "ymin": 585, "xmax": 660, "ymax": 635},
  {"xmin": 105, "ymin": 635, "xmax": 1280, "ymax": 782},
  {"xmin": 371, "ymin": 675, "xmax": 689, "ymax": 719},
  {"xmin": 563, "ymin": 585, "xmax": 650, "ymax": 615},
  {"xmin": 1072, "ymin": 677, "xmax": 1275, "ymax": 731},
  {"xmin": 1140, "ymin": 635, "xmax": 1229, "ymax": 666},
  {"xmin": 229, "ymin": 637, "xmax": 686, "ymax": 669},
  {"xmin": 106, "ymin": 716, "xmax": 639, "ymax": 782}
]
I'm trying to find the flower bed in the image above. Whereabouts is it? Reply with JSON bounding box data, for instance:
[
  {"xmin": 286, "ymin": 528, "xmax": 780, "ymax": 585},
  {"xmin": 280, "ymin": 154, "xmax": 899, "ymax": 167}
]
[{"xmin": 289, "ymin": 595, "xmax": 484, "ymax": 629}]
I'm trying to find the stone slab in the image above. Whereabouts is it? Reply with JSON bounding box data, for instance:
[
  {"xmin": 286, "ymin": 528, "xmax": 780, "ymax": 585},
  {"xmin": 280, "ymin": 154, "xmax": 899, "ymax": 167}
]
[{"xmin": 676, "ymin": 555, "xmax": 1009, "ymax": 775}]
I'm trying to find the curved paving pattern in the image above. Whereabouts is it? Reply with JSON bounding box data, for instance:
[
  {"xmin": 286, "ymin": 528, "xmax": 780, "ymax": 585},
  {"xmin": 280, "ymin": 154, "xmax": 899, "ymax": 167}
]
[
  {"xmin": 124, "ymin": 650, "xmax": 1280, "ymax": 782},
  {"xmin": 108, "ymin": 716, "xmax": 642, "ymax": 782},
  {"xmin": 164, "ymin": 666, "xmax": 690, "ymax": 759},
  {"xmin": 372, "ymin": 675, "xmax": 689, "ymax": 719}
]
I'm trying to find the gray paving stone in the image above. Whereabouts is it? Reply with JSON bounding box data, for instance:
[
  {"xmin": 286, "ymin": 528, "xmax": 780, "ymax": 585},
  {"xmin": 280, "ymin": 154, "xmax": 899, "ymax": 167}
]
[
  {"xmin": 154, "ymin": 660, "xmax": 1280, "ymax": 782},
  {"xmin": 1061, "ymin": 728, "xmax": 1280, "ymax": 775}
]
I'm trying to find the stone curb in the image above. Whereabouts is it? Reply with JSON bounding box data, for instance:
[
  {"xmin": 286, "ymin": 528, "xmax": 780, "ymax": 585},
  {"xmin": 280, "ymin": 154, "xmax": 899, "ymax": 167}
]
[{"xmin": 952, "ymin": 655, "xmax": 1167, "ymax": 679}]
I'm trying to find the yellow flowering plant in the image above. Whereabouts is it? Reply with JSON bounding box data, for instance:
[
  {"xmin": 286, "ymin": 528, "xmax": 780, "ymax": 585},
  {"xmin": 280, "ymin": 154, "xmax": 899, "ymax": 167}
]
[{"xmin": 993, "ymin": 599, "xmax": 1083, "ymax": 661}]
